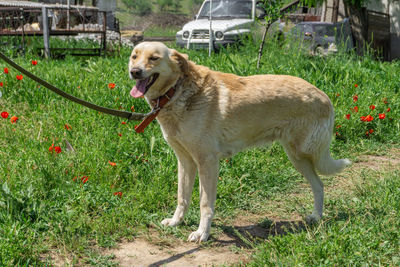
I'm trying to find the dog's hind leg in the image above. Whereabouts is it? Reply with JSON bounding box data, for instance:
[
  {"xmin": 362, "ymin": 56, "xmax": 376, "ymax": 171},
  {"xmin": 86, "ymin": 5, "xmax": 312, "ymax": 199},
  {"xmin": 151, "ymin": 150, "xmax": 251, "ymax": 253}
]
[
  {"xmin": 283, "ymin": 144, "xmax": 324, "ymax": 223},
  {"xmin": 188, "ymin": 156, "xmax": 219, "ymax": 243},
  {"xmin": 161, "ymin": 142, "xmax": 197, "ymax": 227}
]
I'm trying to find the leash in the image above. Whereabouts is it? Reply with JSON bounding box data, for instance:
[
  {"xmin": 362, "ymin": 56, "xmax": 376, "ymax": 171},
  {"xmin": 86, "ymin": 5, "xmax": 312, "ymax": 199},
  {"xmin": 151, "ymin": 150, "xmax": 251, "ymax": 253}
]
[
  {"xmin": 134, "ymin": 87, "xmax": 175, "ymax": 133},
  {"xmin": 0, "ymin": 51, "xmax": 170, "ymax": 129}
]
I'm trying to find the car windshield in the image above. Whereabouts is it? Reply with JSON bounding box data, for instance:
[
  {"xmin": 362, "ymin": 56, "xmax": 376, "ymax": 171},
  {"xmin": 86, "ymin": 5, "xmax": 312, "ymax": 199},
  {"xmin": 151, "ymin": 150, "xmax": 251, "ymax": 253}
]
[
  {"xmin": 197, "ymin": 0, "xmax": 253, "ymax": 19},
  {"xmin": 314, "ymin": 25, "xmax": 337, "ymax": 37}
]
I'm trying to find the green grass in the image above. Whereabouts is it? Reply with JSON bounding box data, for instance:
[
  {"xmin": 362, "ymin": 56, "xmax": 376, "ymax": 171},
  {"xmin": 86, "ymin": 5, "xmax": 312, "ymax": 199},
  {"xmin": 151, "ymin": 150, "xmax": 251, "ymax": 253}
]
[{"xmin": 0, "ymin": 37, "xmax": 399, "ymax": 265}]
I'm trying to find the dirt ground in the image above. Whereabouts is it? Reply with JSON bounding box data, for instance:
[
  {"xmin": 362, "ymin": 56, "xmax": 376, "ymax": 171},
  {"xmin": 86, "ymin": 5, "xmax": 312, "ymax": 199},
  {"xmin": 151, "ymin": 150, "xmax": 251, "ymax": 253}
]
[{"xmin": 105, "ymin": 215, "xmax": 306, "ymax": 267}]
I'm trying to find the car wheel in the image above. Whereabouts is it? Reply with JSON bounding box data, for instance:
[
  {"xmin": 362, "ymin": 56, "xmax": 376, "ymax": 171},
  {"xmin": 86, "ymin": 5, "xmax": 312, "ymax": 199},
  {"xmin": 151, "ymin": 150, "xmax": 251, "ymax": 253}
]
[{"xmin": 314, "ymin": 46, "xmax": 324, "ymax": 56}]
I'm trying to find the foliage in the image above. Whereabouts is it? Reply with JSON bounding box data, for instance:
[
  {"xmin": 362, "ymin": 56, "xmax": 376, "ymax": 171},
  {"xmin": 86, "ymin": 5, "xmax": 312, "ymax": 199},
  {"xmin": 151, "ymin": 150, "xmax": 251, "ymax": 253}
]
[
  {"xmin": 259, "ymin": 0, "xmax": 285, "ymax": 24},
  {"xmin": 0, "ymin": 37, "xmax": 399, "ymax": 265},
  {"xmin": 121, "ymin": 0, "xmax": 152, "ymax": 15},
  {"xmin": 300, "ymin": 0, "xmax": 370, "ymax": 8},
  {"xmin": 156, "ymin": 0, "xmax": 183, "ymax": 13}
]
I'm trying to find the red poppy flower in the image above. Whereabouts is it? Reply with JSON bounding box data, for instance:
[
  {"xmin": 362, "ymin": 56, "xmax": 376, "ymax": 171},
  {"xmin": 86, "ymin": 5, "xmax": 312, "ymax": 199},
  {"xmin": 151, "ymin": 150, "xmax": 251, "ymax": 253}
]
[
  {"xmin": 118, "ymin": 133, "xmax": 122, "ymax": 137},
  {"xmin": 353, "ymin": 95, "xmax": 358, "ymax": 102},
  {"xmin": 54, "ymin": 146, "xmax": 62, "ymax": 153},
  {"xmin": 81, "ymin": 176, "xmax": 89, "ymax": 184},
  {"xmin": 0, "ymin": 82, "xmax": 3, "ymax": 87},
  {"xmin": 16, "ymin": 75, "xmax": 23, "ymax": 81},
  {"xmin": 378, "ymin": 113, "xmax": 385, "ymax": 119},
  {"xmin": 369, "ymin": 129, "xmax": 374, "ymax": 134},
  {"xmin": 10, "ymin": 116, "xmax": 18, "ymax": 123},
  {"xmin": 360, "ymin": 115, "xmax": 373, "ymax": 122},
  {"xmin": 354, "ymin": 84, "xmax": 358, "ymax": 88},
  {"xmin": 49, "ymin": 143, "xmax": 54, "ymax": 152},
  {"xmin": 345, "ymin": 114, "xmax": 350, "ymax": 120},
  {"xmin": 336, "ymin": 125, "xmax": 342, "ymax": 128},
  {"xmin": 108, "ymin": 83, "xmax": 116, "ymax": 89},
  {"xmin": 108, "ymin": 161, "xmax": 117, "ymax": 166},
  {"xmin": 369, "ymin": 105, "xmax": 375, "ymax": 110},
  {"xmin": 64, "ymin": 124, "xmax": 71, "ymax": 130},
  {"xmin": 113, "ymin": 192, "xmax": 123, "ymax": 197},
  {"xmin": 31, "ymin": 60, "xmax": 38, "ymax": 66},
  {"xmin": 387, "ymin": 108, "xmax": 391, "ymax": 112},
  {"xmin": 1, "ymin": 111, "xmax": 9, "ymax": 119},
  {"xmin": 4, "ymin": 68, "xmax": 8, "ymax": 74},
  {"xmin": 350, "ymin": 106, "xmax": 358, "ymax": 113},
  {"xmin": 121, "ymin": 121, "xmax": 126, "ymax": 125},
  {"xmin": 383, "ymin": 98, "xmax": 388, "ymax": 104}
]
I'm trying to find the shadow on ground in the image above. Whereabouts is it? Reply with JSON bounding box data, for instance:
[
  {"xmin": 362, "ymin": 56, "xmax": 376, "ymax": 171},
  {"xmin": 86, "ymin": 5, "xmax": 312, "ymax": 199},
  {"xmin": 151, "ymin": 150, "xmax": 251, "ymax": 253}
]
[{"xmin": 213, "ymin": 219, "xmax": 307, "ymax": 248}]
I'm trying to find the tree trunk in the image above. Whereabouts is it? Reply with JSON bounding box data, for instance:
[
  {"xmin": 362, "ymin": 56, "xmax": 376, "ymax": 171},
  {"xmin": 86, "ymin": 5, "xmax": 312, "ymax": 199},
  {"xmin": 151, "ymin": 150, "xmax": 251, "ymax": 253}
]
[{"xmin": 344, "ymin": 3, "xmax": 368, "ymax": 56}]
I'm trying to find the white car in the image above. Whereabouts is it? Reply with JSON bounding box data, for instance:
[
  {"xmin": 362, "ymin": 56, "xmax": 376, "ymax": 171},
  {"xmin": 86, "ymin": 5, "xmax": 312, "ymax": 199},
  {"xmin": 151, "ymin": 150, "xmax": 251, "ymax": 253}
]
[{"xmin": 176, "ymin": 0, "xmax": 265, "ymax": 49}]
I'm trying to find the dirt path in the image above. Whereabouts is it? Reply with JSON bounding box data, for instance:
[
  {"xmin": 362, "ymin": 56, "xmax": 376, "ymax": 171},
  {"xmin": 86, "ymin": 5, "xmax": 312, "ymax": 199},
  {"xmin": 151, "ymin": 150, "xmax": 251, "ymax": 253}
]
[
  {"xmin": 106, "ymin": 216, "xmax": 307, "ymax": 267},
  {"xmin": 109, "ymin": 239, "xmax": 245, "ymax": 267}
]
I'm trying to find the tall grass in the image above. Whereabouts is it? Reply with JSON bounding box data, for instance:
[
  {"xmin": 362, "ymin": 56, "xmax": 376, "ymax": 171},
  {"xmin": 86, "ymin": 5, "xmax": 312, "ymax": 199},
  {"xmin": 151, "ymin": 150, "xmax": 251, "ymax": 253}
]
[{"xmin": 0, "ymin": 37, "xmax": 399, "ymax": 265}]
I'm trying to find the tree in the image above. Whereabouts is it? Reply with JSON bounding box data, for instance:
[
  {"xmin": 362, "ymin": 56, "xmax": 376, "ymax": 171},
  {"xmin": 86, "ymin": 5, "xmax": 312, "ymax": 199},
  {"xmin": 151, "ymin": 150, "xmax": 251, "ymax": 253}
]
[{"xmin": 121, "ymin": 0, "xmax": 152, "ymax": 15}]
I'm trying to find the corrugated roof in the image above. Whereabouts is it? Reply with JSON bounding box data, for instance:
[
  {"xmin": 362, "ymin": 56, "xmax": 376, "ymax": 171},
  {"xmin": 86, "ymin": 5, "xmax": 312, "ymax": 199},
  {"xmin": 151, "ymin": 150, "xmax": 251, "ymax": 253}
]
[{"xmin": 0, "ymin": 1, "xmax": 98, "ymax": 10}]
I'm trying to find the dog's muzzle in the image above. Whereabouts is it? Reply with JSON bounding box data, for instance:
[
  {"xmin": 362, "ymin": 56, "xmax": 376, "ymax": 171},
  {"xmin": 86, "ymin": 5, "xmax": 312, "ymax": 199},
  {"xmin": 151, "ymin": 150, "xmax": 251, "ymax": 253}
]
[{"xmin": 130, "ymin": 68, "xmax": 143, "ymax": 79}]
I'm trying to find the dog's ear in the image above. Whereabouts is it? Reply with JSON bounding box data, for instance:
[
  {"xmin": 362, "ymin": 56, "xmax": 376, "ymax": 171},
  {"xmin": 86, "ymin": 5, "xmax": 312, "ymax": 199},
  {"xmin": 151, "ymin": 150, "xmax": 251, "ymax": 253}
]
[{"xmin": 170, "ymin": 49, "xmax": 189, "ymax": 75}]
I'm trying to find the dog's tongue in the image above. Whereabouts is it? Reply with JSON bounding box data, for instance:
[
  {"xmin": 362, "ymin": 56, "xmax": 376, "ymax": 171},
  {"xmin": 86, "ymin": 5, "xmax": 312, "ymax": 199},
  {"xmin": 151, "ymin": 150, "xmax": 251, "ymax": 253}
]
[{"xmin": 130, "ymin": 78, "xmax": 148, "ymax": 98}]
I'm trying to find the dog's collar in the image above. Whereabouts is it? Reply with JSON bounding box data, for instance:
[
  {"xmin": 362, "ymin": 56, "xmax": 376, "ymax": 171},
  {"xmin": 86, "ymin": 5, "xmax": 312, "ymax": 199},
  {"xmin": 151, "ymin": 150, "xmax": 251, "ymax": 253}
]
[{"xmin": 134, "ymin": 87, "xmax": 176, "ymax": 133}]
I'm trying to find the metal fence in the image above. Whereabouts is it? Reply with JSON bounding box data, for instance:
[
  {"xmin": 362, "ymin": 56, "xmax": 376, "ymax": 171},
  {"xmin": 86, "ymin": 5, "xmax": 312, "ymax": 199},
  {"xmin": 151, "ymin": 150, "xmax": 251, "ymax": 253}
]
[{"xmin": 0, "ymin": 1, "xmax": 108, "ymax": 57}]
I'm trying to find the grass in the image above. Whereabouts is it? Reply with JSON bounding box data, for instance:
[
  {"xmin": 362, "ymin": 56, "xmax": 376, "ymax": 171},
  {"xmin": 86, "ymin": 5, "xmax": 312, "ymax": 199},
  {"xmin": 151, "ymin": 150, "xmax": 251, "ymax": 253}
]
[{"xmin": 0, "ymin": 37, "xmax": 399, "ymax": 266}]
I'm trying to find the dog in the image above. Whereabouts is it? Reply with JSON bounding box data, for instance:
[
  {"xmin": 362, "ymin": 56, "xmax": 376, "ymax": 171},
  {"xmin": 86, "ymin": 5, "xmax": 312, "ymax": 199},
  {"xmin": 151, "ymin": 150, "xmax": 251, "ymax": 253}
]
[{"xmin": 128, "ymin": 42, "xmax": 350, "ymax": 242}]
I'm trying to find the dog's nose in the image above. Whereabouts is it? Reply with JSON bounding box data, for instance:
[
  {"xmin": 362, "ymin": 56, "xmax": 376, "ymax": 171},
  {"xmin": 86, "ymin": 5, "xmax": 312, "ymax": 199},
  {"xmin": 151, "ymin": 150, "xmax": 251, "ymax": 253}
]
[{"xmin": 130, "ymin": 68, "xmax": 143, "ymax": 79}]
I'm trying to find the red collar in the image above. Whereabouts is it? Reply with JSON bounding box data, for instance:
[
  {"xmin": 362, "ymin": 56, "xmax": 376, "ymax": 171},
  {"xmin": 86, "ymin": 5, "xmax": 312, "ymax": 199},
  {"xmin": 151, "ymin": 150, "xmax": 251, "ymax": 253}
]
[{"xmin": 134, "ymin": 87, "xmax": 175, "ymax": 133}]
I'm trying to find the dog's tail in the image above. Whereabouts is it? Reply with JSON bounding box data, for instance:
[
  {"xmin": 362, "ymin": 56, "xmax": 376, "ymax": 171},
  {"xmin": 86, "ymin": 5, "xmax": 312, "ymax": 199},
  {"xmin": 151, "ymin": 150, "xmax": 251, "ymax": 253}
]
[{"xmin": 314, "ymin": 148, "xmax": 351, "ymax": 176}]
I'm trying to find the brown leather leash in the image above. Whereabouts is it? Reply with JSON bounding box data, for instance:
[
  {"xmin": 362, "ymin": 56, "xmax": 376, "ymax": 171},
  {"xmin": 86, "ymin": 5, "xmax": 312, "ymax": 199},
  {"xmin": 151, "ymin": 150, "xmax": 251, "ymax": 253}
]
[
  {"xmin": 134, "ymin": 87, "xmax": 175, "ymax": 133},
  {"xmin": 0, "ymin": 51, "xmax": 174, "ymax": 132}
]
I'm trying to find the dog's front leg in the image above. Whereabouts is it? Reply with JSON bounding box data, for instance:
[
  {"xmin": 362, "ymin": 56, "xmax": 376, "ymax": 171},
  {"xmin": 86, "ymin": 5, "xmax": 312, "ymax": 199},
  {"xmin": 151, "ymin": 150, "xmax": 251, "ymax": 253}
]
[
  {"xmin": 188, "ymin": 158, "xmax": 219, "ymax": 243},
  {"xmin": 161, "ymin": 147, "xmax": 197, "ymax": 227}
]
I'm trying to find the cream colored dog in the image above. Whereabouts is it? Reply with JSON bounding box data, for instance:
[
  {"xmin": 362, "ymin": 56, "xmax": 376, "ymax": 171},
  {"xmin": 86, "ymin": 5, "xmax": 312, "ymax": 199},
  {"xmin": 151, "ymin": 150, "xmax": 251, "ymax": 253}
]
[{"xmin": 129, "ymin": 42, "xmax": 350, "ymax": 243}]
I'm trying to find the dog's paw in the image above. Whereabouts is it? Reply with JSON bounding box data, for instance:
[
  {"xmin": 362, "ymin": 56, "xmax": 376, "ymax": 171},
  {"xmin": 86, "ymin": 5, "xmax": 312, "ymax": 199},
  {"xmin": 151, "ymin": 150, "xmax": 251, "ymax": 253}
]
[
  {"xmin": 306, "ymin": 213, "xmax": 322, "ymax": 224},
  {"xmin": 161, "ymin": 218, "xmax": 180, "ymax": 227},
  {"xmin": 187, "ymin": 230, "xmax": 209, "ymax": 243}
]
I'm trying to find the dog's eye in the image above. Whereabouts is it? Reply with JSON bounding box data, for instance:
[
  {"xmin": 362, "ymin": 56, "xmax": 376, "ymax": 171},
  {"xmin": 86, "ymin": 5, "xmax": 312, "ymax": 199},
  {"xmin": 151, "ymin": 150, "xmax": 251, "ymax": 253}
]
[
  {"xmin": 149, "ymin": 56, "xmax": 159, "ymax": 61},
  {"xmin": 132, "ymin": 55, "xmax": 137, "ymax": 60}
]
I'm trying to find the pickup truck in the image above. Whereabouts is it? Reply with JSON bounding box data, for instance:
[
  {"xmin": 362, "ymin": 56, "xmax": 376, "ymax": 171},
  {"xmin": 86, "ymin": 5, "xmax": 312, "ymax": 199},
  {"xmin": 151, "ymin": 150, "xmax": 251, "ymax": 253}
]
[{"xmin": 176, "ymin": 0, "xmax": 265, "ymax": 49}]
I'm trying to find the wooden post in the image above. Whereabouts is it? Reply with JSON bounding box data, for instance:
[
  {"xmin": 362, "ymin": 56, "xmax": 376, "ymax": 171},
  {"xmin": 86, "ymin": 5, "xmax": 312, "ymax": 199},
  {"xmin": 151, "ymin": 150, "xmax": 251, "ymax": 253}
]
[
  {"xmin": 102, "ymin": 11, "xmax": 107, "ymax": 53},
  {"xmin": 19, "ymin": 9, "xmax": 26, "ymax": 53},
  {"xmin": 67, "ymin": 0, "xmax": 71, "ymax": 30},
  {"xmin": 42, "ymin": 6, "xmax": 50, "ymax": 58},
  {"xmin": 332, "ymin": 0, "xmax": 339, "ymax": 23}
]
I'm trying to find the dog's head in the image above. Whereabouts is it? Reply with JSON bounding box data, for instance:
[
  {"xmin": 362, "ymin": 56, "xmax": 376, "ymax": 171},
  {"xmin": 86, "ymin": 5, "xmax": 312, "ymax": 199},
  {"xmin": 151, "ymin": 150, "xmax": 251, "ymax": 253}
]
[{"xmin": 129, "ymin": 42, "xmax": 188, "ymax": 100}]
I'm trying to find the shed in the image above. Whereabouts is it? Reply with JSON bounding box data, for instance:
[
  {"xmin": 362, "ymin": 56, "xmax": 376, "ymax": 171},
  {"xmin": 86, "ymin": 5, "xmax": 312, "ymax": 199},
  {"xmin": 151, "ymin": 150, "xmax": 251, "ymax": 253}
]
[{"xmin": 320, "ymin": 0, "xmax": 400, "ymax": 61}]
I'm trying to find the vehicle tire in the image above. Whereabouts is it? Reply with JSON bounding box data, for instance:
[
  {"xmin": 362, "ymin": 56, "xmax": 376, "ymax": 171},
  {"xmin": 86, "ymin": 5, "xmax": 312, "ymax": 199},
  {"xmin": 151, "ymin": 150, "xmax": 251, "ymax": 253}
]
[{"xmin": 314, "ymin": 46, "xmax": 324, "ymax": 56}]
